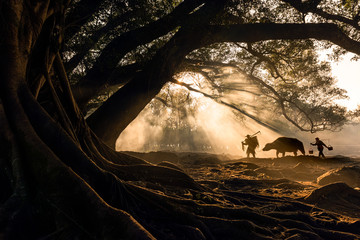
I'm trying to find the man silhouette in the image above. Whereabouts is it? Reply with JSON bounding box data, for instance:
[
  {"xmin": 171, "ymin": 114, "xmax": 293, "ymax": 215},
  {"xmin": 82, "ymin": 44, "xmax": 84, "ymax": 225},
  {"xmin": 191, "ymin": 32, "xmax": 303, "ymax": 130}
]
[
  {"xmin": 242, "ymin": 134, "xmax": 259, "ymax": 158},
  {"xmin": 311, "ymin": 137, "xmax": 329, "ymax": 158}
]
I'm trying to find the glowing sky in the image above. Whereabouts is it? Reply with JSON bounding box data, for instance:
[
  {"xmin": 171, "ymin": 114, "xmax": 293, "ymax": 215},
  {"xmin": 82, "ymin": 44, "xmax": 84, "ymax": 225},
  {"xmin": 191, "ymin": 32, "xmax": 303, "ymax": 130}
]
[{"xmin": 331, "ymin": 53, "xmax": 360, "ymax": 111}]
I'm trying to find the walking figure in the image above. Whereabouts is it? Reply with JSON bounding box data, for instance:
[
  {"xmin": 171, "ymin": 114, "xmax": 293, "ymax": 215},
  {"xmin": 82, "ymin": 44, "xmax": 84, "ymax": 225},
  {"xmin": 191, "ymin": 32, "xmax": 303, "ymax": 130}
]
[
  {"xmin": 310, "ymin": 137, "xmax": 329, "ymax": 158},
  {"xmin": 242, "ymin": 134, "xmax": 259, "ymax": 158}
]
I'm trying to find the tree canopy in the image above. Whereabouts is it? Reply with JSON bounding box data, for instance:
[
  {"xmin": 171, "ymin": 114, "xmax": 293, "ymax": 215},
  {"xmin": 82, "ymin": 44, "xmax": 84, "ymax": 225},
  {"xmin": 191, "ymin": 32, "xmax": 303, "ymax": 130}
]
[
  {"xmin": 61, "ymin": 0, "xmax": 359, "ymax": 147},
  {"xmin": 1, "ymin": 0, "xmax": 360, "ymax": 239}
]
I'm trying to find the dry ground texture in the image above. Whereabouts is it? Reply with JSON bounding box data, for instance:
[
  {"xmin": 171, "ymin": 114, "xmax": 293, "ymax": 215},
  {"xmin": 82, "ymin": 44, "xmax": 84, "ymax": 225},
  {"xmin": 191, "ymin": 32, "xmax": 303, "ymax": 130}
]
[{"xmin": 124, "ymin": 151, "xmax": 360, "ymax": 239}]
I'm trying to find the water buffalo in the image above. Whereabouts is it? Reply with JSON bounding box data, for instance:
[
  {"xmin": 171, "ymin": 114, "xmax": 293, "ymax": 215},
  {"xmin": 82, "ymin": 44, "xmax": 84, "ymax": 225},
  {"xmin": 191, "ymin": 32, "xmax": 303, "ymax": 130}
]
[{"xmin": 263, "ymin": 137, "xmax": 305, "ymax": 158}]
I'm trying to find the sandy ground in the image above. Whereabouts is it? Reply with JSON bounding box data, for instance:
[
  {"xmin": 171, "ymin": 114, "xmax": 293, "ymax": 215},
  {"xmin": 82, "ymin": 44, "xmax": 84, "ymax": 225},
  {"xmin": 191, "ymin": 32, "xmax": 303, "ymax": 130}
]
[{"xmin": 124, "ymin": 151, "xmax": 360, "ymax": 220}]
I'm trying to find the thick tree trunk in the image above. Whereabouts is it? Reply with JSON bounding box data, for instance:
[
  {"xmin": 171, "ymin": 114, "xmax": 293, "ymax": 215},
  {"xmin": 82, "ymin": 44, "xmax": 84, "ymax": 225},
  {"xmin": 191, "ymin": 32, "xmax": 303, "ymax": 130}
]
[
  {"xmin": 0, "ymin": 2, "xmax": 154, "ymax": 239},
  {"xmin": 0, "ymin": 3, "xmax": 206, "ymax": 239}
]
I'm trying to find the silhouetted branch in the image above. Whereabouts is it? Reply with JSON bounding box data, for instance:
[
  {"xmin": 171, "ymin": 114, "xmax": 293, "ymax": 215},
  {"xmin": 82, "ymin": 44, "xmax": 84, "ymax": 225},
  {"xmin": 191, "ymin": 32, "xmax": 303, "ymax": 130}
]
[
  {"xmin": 281, "ymin": 0, "xmax": 360, "ymax": 30},
  {"xmin": 170, "ymin": 78, "xmax": 281, "ymax": 132}
]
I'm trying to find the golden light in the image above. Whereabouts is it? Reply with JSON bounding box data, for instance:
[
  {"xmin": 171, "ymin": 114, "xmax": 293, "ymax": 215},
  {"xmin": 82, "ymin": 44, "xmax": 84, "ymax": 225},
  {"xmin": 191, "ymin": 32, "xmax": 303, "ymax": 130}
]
[{"xmin": 331, "ymin": 53, "xmax": 360, "ymax": 111}]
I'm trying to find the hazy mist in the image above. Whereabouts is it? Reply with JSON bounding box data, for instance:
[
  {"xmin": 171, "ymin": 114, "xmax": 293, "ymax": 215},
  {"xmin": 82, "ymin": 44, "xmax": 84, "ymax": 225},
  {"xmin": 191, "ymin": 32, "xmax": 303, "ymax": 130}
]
[{"xmin": 116, "ymin": 71, "xmax": 360, "ymax": 158}]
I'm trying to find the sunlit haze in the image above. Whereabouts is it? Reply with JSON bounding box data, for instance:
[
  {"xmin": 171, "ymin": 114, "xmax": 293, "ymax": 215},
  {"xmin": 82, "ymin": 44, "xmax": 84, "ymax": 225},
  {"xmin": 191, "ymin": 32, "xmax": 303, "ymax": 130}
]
[
  {"xmin": 331, "ymin": 53, "xmax": 360, "ymax": 111},
  {"xmin": 116, "ymin": 54, "xmax": 360, "ymax": 158}
]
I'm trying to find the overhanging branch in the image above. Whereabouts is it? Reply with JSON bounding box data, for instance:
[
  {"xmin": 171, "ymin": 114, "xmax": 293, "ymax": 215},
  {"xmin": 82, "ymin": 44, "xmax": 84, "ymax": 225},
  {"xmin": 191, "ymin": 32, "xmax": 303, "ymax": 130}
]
[{"xmin": 170, "ymin": 78, "xmax": 281, "ymax": 133}]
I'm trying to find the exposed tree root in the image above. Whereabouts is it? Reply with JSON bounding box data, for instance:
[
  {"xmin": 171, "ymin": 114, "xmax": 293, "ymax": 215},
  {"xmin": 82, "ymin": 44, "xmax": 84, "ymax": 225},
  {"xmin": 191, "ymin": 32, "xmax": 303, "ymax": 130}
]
[
  {"xmin": 1, "ymin": 87, "xmax": 359, "ymax": 239},
  {"xmin": 2, "ymin": 98, "xmax": 360, "ymax": 239}
]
